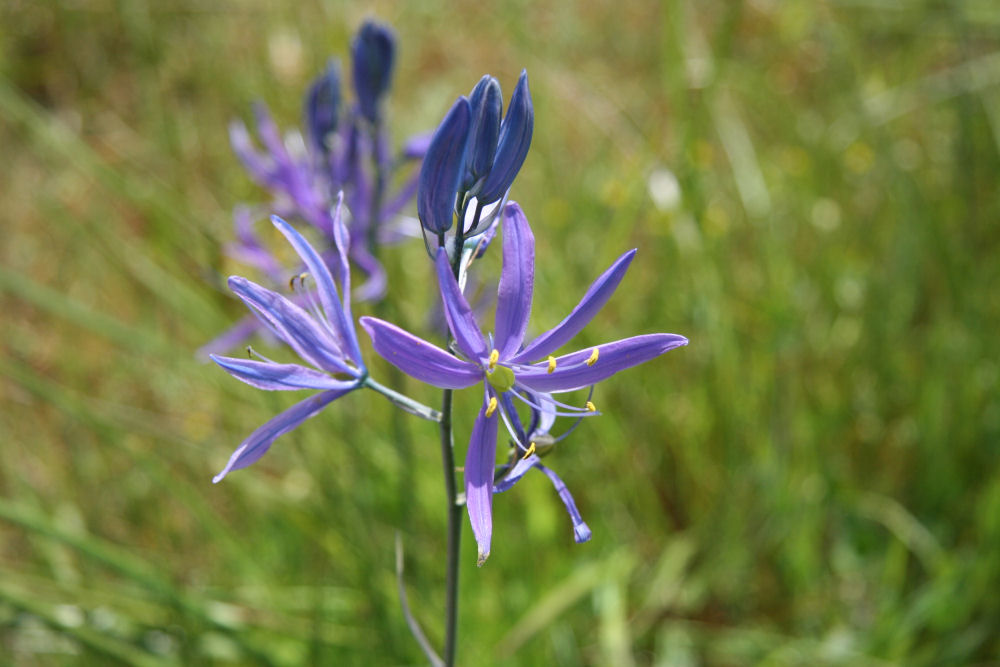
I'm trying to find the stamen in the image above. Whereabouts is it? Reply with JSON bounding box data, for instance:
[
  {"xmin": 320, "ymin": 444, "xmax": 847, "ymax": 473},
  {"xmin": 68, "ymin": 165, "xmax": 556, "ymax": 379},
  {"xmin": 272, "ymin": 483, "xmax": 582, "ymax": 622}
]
[
  {"xmin": 586, "ymin": 348, "xmax": 599, "ymax": 366},
  {"xmin": 485, "ymin": 396, "xmax": 498, "ymax": 417},
  {"xmin": 547, "ymin": 355, "xmax": 557, "ymax": 374},
  {"xmin": 488, "ymin": 349, "xmax": 500, "ymax": 371},
  {"xmin": 246, "ymin": 346, "xmax": 253, "ymax": 359},
  {"xmin": 586, "ymin": 401, "xmax": 597, "ymax": 412},
  {"xmin": 522, "ymin": 442, "xmax": 536, "ymax": 459}
]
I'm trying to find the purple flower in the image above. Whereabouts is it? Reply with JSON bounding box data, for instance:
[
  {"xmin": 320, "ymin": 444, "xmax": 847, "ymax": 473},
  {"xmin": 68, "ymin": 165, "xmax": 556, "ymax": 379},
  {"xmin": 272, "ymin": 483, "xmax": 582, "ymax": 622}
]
[
  {"xmin": 210, "ymin": 210, "xmax": 364, "ymax": 483},
  {"xmin": 361, "ymin": 202, "xmax": 688, "ymax": 563}
]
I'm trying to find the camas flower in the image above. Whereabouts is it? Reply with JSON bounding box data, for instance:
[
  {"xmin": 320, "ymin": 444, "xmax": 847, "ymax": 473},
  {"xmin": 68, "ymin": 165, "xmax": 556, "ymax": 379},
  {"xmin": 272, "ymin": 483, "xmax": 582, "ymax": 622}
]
[
  {"xmin": 210, "ymin": 208, "xmax": 365, "ymax": 483},
  {"xmin": 361, "ymin": 202, "xmax": 688, "ymax": 563}
]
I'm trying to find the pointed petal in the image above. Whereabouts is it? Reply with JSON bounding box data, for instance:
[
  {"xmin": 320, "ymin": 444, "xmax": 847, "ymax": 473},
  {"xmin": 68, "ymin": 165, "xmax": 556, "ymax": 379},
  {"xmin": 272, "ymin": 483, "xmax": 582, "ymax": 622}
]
[
  {"xmin": 211, "ymin": 355, "xmax": 358, "ymax": 392},
  {"xmin": 466, "ymin": 397, "xmax": 499, "ymax": 565},
  {"xmin": 271, "ymin": 215, "xmax": 362, "ymax": 365},
  {"xmin": 516, "ymin": 334, "xmax": 689, "ymax": 392},
  {"xmin": 494, "ymin": 203, "xmax": 534, "ymax": 359},
  {"xmin": 417, "ymin": 97, "xmax": 471, "ymax": 234},
  {"xmin": 228, "ymin": 276, "xmax": 355, "ymax": 376},
  {"xmin": 360, "ymin": 316, "xmax": 482, "ymax": 389},
  {"xmin": 435, "ymin": 249, "xmax": 488, "ymax": 360},
  {"xmin": 213, "ymin": 387, "xmax": 354, "ymax": 483},
  {"xmin": 510, "ymin": 249, "xmax": 637, "ymax": 364},
  {"xmin": 478, "ymin": 70, "xmax": 533, "ymax": 204}
]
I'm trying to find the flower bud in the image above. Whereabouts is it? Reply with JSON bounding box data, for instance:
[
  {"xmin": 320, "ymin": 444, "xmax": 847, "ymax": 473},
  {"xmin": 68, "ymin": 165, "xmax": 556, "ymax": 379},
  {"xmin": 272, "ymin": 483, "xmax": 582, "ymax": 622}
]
[
  {"xmin": 351, "ymin": 21, "xmax": 395, "ymax": 123},
  {"xmin": 478, "ymin": 70, "xmax": 533, "ymax": 204},
  {"xmin": 464, "ymin": 75, "xmax": 502, "ymax": 192},
  {"xmin": 305, "ymin": 60, "xmax": 341, "ymax": 154},
  {"xmin": 417, "ymin": 97, "xmax": 471, "ymax": 234}
]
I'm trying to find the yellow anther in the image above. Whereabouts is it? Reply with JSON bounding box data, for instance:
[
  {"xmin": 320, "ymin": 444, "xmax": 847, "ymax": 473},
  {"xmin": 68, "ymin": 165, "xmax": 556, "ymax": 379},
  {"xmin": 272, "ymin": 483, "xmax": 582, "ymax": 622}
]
[
  {"xmin": 485, "ymin": 396, "xmax": 498, "ymax": 417},
  {"xmin": 547, "ymin": 355, "xmax": 557, "ymax": 373},
  {"xmin": 246, "ymin": 346, "xmax": 253, "ymax": 359},
  {"xmin": 586, "ymin": 401, "xmax": 597, "ymax": 412},
  {"xmin": 488, "ymin": 349, "xmax": 500, "ymax": 371},
  {"xmin": 522, "ymin": 442, "xmax": 537, "ymax": 459},
  {"xmin": 586, "ymin": 348, "xmax": 599, "ymax": 366},
  {"xmin": 289, "ymin": 272, "xmax": 309, "ymax": 290}
]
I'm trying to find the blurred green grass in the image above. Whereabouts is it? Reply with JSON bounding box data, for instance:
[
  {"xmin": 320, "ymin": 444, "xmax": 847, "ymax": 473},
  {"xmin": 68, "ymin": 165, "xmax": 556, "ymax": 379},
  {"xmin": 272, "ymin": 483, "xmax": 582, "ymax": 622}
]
[{"xmin": 2, "ymin": 0, "xmax": 999, "ymax": 664}]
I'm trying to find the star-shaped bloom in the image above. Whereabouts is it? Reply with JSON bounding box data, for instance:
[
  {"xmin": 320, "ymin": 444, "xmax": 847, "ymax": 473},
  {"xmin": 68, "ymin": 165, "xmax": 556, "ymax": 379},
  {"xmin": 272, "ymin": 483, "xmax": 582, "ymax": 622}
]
[
  {"xmin": 361, "ymin": 202, "xmax": 688, "ymax": 563},
  {"xmin": 210, "ymin": 209, "xmax": 365, "ymax": 483}
]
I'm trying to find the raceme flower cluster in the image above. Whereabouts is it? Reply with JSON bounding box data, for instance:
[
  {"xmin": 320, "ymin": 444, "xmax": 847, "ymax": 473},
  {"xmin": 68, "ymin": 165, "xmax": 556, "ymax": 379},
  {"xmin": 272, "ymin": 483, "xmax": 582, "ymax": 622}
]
[
  {"xmin": 205, "ymin": 20, "xmax": 429, "ymax": 358},
  {"xmin": 208, "ymin": 26, "xmax": 688, "ymax": 565},
  {"xmin": 362, "ymin": 203, "xmax": 688, "ymax": 564}
]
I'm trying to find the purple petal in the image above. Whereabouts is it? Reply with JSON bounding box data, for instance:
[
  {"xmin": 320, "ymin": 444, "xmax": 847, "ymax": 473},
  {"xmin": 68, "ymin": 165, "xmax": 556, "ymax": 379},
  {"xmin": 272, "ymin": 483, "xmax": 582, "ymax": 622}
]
[
  {"xmin": 211, "ymin": 355, "xmax": 359, "ymax": 392},
  {"xmin": 271, "ymin": 216, "xmax": 362, "ymax": 365},
  {"xmin": 360, "ymin": 316, "xmax": 482, "ymax": 389},
  {"xmin": 350, "ymin": 243, "xmax": 388, "ymax": 303},
  {"xmin": 478, "ymin": 70, "xmax": 533, "ymax": 204},
  {"xmin": 329, "ymin": 194, "xmax": 353, "ymax": 315},
  {"xmin": 435, "ymin": 249, "xmax": 488, "ymax": 360},
  {"xmin": 228, "ymin": 276, "xmax": 355, "ymax": 376},
  {"xmin": 466, "ymin": 397, "xmax": 499, "ymax": 565},
  {"xmin": 401, "ymin": 132, "xmax": 432, "ymax": 160},
  {"xmin": 229, "ymin": 120, "xmax": 275, "ymax": 188},
  {"xmin": 510, "ymin": 249, "xmax": 637, "ymax": 364},
  {"xmin": 516, "ymin": 334, "xmax": 689, "ymax": 393},
  {"xmin": 213, "ymin": 387, "xmax": 354, "ymax": 483},
  {"xmin": 417, "ymin": 97, "xmax": 471, "ymax": 234},
  {"xmin": 494, "ymin": 202, "xmax": 534, "ymax": 359},
  {"xmin": 198, "ymin": 314, "xmax": 263, "ymax": 359}
]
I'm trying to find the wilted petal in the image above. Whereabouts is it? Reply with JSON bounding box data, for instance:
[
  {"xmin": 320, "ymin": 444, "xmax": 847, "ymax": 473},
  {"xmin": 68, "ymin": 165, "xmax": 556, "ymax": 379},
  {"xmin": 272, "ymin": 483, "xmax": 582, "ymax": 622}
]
[
  {"xmin": 535, "ymin": 462, "xmax": 592, "ymax": 543},
  {"xmin": 494, "ymin": 203, "xmax": 534, "ymax": 359},
  {"xmin": 211, "ymin": 355, "xmax": 359, "ymax": 392},
  {"xmin": 510, "ymin": 249, "xmax": 636, "ymax": 364},
  {"xmin": 271, "ymin": 216, "xmax": 362, "ymax": 366},
  {"xmin": 516, "ymin": 333, "xmax": 689, "ymax": 392},
  {"xmin": 360, "ymin": 316, "xmax": 482, "ymax": 389},
  {"xmin": 213, "ymin": 387, "xmax": 355, "ymax": 483},
  {"xmin": 478, "ymin": 70, "xmax": 533, "ymax": 204},
  {"xmin": 417, "ymin": 97, "xmax": 471, "ymax": 234},
  {"xmin": 435, "ymin": 249, "xmax": 488, "ymax": 360},
  {"xmin": 228, "ymin": 276, "xmax": 354, "ymax": 376},
  {"xmin": 466, "ymin": 397, "xmax": 499, "ymax": 566},
  {"xmin": 465, "ymin": 75, "xmax": 502, "ymax": 189},
  {"xmin": 493, "ymin": 452, "xmax": 590, "ymax": 542}
]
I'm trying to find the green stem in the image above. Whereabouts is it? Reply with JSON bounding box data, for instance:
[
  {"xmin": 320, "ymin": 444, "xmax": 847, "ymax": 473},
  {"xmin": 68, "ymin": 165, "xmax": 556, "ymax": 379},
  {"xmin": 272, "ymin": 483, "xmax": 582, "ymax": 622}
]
[{"xmin": 364, "ymin": 377, "xmax": 441, "ymax": 422}]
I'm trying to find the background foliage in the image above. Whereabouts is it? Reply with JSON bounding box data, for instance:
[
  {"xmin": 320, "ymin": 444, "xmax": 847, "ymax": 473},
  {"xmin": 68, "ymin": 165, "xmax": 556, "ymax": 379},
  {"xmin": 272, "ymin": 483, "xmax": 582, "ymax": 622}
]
[{"xmin": 2, "ymin": 0, "xmax": 999, "ymax": 664}]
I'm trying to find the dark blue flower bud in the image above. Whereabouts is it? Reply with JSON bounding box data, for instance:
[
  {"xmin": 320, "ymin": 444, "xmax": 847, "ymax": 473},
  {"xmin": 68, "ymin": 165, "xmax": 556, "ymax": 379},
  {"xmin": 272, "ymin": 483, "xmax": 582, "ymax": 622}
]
[
  {"xmin": 417, "ymin": 97, "xmax": 471, "ymax": 234},
  {"xmin": 464, "ymin": 75, "xmax": 502, "ymax": 192},
  {"xmin": 305, "ymin": 60, "xmax": 342, "ymax": 154},
  {"xmin": 478, "ymin": 70, "xmax": 533, "ymax": 204},
  {"xmin": 351, "ymin": 21, "xmax": 396, "ymax": 124}
]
